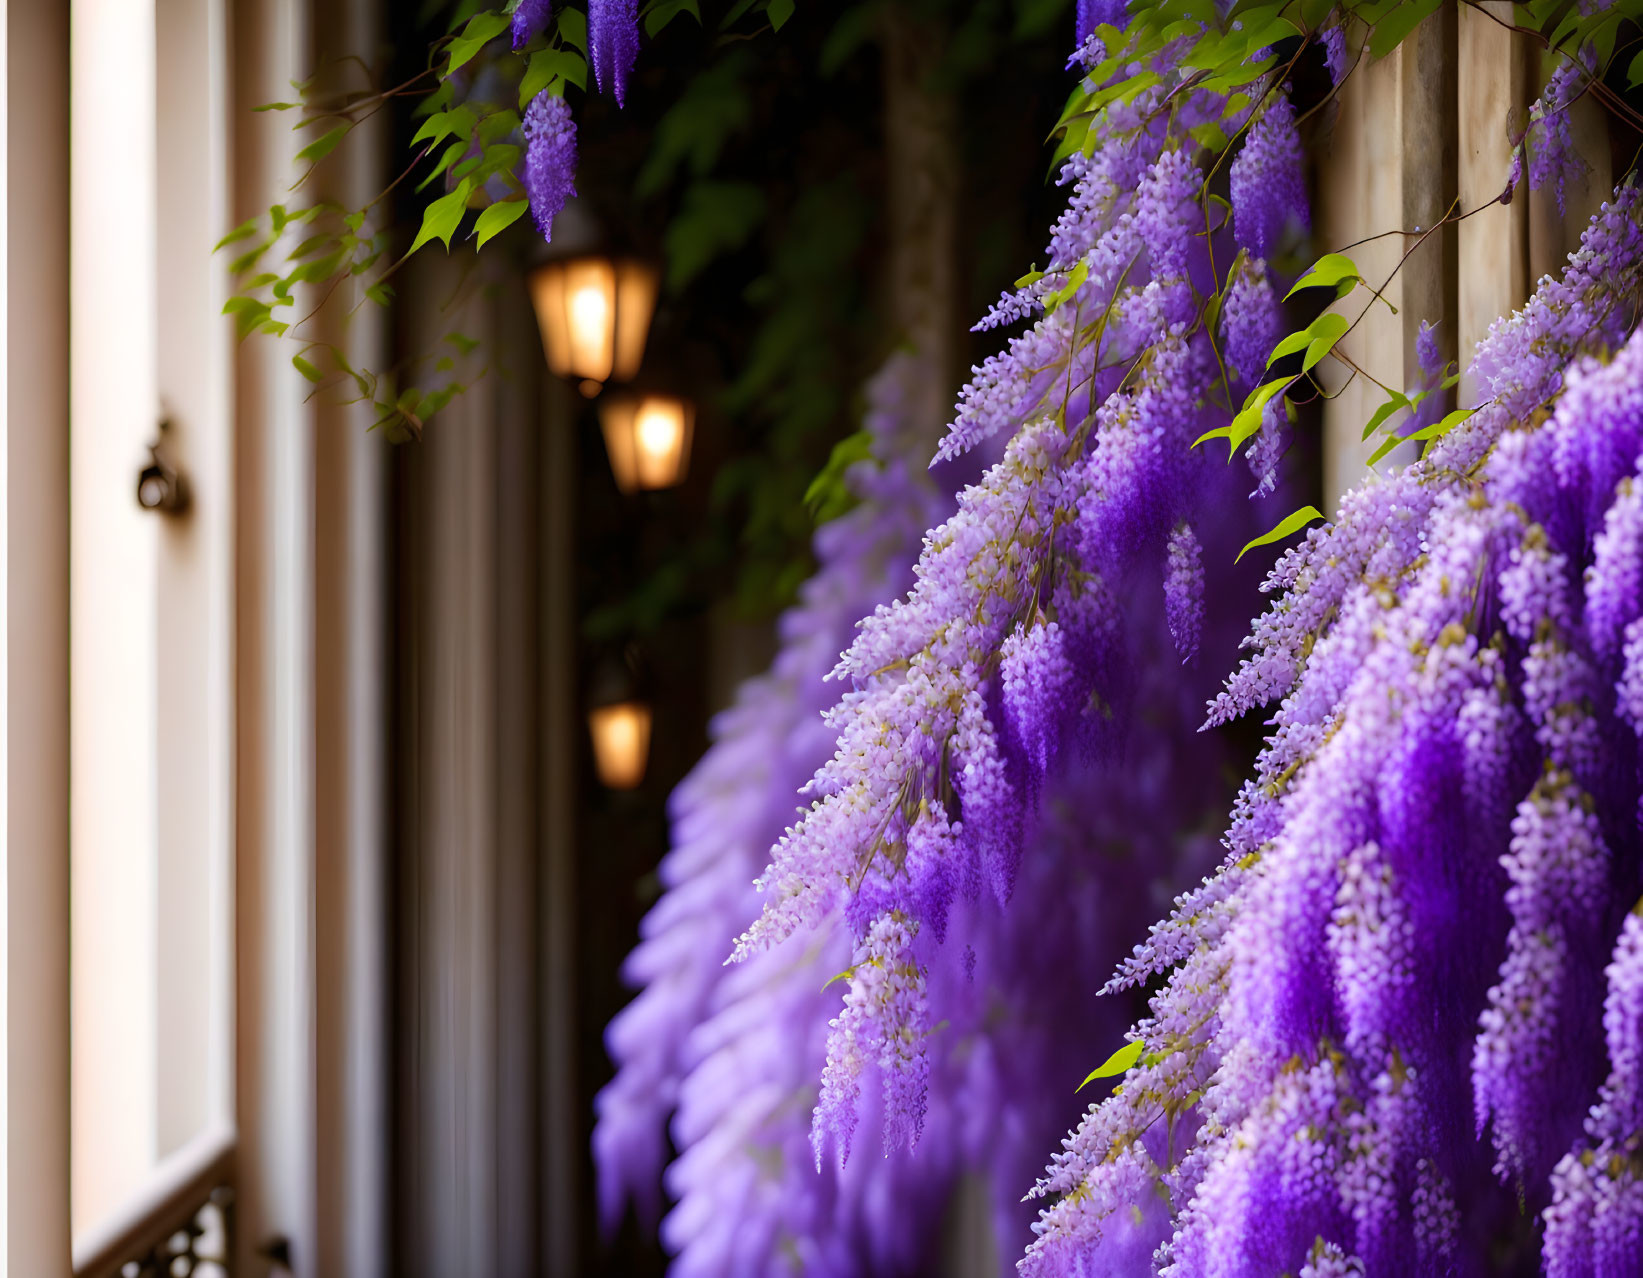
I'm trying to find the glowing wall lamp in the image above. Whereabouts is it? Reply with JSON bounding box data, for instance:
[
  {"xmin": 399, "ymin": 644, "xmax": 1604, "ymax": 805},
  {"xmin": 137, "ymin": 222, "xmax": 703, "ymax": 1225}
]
[
  {"xmin": 597, "ymin": 393, "xmax": 694, "ymax": 494},
  {"xmin": 528, "ymin": 256, "xmax": 658, "ymax": 397},
  {"xmin": 588, "ymin": 699, "xmax": 653, "ymax": 790}
]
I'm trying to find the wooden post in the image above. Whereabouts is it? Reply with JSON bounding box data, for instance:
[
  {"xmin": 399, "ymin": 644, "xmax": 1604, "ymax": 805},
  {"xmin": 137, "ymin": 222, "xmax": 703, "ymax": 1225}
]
[
  {"xmin": 1457, "ymin": 0, "xmax": 1530, "ymax": 406},
  {"xmin": 1317, "ymin": 9, "xmax": 1456, "ymax": 509}
]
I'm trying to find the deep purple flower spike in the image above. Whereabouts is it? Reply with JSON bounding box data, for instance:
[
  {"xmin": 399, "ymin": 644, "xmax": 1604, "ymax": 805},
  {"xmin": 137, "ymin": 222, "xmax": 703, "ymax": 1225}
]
[
  {"xmin": 589, "ymin": 0, "xmax": 639, "ymax": 107},
  {"xmin": 521, "ymin": 92, "xmax": 576, "ymax": 242}
]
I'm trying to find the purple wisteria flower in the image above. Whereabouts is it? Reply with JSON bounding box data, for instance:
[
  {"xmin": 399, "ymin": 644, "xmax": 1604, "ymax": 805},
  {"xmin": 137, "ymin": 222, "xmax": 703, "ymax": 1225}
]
[
  {"xmin": 1322, "ymin": 22, "xmax": 1349, "ymax": 85},
  {"xmin": 1024, "ymin": 188, "xmax": 1643, "ymax": 1276},
  {"xmin": 595, "ymin": 348, "xmax": 1253, "ymax": 1274},
  {"xmin": 1527, "ymin": 54, "xmax": 1592, "ymax": 216},
  {"xmin": 521, "ymin": 91, "xmax": 576, "ymax": 242},
  {"xmin": 589, "ymin": 0, "xmax": 640, "ymax": 107},
  {"xmin": 1075, "ymin": 0, "xmax": 1129, "ymax": 45},
  {"xmin": 732, "ymin": 31, "xmax": 1305, "ymax": 1171},
  {"xmin": 510, "ymin": 0, "xmax": 552, "ymax": 50},
  {"xmin": 1230, "ymin": 91, "xmax": 1307, "ymax": 259}
]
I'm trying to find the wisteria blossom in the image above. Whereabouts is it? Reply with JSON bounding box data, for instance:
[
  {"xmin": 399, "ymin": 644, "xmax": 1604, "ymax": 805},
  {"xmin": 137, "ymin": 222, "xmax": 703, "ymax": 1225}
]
[
  {"xmin": 510, "ymin": 0, "xmax": 552, "ymax": 50},
  {"xmin": 521, "ymin": 91, "xmax": 577, "ymax": 241},
  {"xmin": 733, "ymin": 26, "xmax": 1293, "ymax": 1168},
  {"xmin": 589, "ymin": 0, "xmax": 640, "ymax": 106},
  {"xmin": 1025, "ymin": 188, "xmax": 1643, "ymax": 1276},
  {"xmin": 596, "ymin": 352, "xmax": 1263, "ymax": 1274}
]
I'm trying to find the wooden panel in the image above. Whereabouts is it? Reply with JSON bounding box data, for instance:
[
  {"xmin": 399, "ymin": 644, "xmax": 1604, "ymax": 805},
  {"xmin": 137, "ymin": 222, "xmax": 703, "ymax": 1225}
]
[
  {"xmin": 1318, "ymin": 30, "xmax": 1407, "ymax": 508},
  {"xmin": 1458, "ymin": 0, "xmax": 1530, "ymax": 406}
]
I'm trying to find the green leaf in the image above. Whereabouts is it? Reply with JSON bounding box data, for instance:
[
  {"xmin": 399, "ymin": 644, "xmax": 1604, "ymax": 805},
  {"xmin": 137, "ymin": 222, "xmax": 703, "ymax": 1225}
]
[
  {"xmin": 409, "ymin": 177, "xmax": 474, "ymax": 255},
  {"xmin": 1196, "ymin": 376, "xmax": 1295, "ymax": 458},
  {"xmin": 1266, "ymin": 328, "xmax": 1313, "ymax": 368},
  {"xmin": 1412, "ymin": 405, "xmax": 1477, "ymax": 454},
  {"xmin": 644, "ymin": 0, "xmax": 702, "ymax": 36},
  {"xmin": 286, "ymin": 232, "xmax": 332, "ymax": 260},
  {"xmin": 295, "ymin": 124, "xmax": 348, "ymax": 166},
  {"xmin": 411, "ymin": 105, "xmax": 479, "ymax": 150},
  {"xmin": 1368, "ymin": 0, "xmax": 1442, "ymax": 58},
  {"xmin": 228, "ymin": 241, "xmax": 273, "ymax": 275},
  {"xmin": 214, "ymin": 218, "xmax": 261, "ymax": 252},
  {"xmin": 252, "ymin": 100, "xmax": 299, "ymax": 112},
  {"xmin": 767, "ymin": 0, "xmax": 796, "ymax": 29},
  {"xmin": 364, "ymin": 282, "xmax": 395, "ymax": 307},
  {"xmin": 804, "ymin": 428, "xmax": 874, "ymax": 522},
  {"xmin": 1629, "ymin": 46, "xmax": 1643, "ymax": 89},
  {"xmin": 1045, "ymin": 258, "xmax": 1090, "ymax": 313},
  {"xmin": 1188, "ymin": 119, "xmax": 1228, "ymax": 152},
  {"xmin": 1237, "ymin": 505, "xmax": 1326, "ymax": 563},
  {"xmin": 520, "ymin": 48, "xmax": 586, "ymax": 102},
  {"xmin": 473, "ymin": 197, "xmax": 529, "ymax": 248},
  {"xmin": 1360, "ymin": 389, "xmax": 1411, "ymax": 441},
  {"xmin": 1285, "ymin": 252, "xmax": 1360, "ymax": 301},
  {"xmin": 445, "ymin": 10, "xmax": 509, "ymax": 75},
  {"xmin": 1077, "ymin": 1040, "xmax": 1144, "ymax": 1091},
  {"xmin": 558, "ymin": 6, "xmax": 588, "ymax": 49},
  {"xmin": 1301, "ymin": 311, "xmax": 1350, "ymax": 373},
  {"xmin": 292, "ymin": 353, "xmax": 324, "ymax": 382}
]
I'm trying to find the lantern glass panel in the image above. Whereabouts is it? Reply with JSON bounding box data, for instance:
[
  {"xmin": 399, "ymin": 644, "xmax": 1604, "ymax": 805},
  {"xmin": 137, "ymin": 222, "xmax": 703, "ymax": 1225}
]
[
  {"xmin": 598, "ymin": 394, "xmax": 693, "ymax": 493},
  {"xmin": 589, "ymin": 700, "xmax": 651, "ymax": 789},
  {"xmin": 528, "ymin": 257, "xmax": 657, "ymax": 389}
]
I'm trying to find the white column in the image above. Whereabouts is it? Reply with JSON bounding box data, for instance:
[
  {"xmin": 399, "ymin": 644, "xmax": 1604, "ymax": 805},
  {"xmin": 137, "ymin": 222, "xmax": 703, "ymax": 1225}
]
[{"xmin": 69, "ymin": 0, "xmax": 162, "ymax": 1233}]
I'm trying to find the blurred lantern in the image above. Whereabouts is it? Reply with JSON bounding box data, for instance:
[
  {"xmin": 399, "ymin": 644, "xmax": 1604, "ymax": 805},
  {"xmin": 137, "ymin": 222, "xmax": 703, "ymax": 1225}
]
[
  {"xmin": 588, "ymin": 701, "xmax": 652, "ymax": 790},
  {"xmin": 597, "ymin": 393, "xmax": 694, "ymax": 493},
  {"xmin": 528, "ymin": 256, "xmax": 658, "ymax": 397}
]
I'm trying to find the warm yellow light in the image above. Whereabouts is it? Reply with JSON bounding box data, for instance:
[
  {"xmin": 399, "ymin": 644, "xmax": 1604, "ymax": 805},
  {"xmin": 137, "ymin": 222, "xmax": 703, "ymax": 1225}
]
[
  {"xmin": 528, "ymin": 256, "xmax": 658, "ymax": 389},
  {"xmin": 598, "ymin": 394, "xmax": 694, "ymax": 494},
  {"xmin": 589, "ymin": 700, "xmax": 652, "ymax": 789}
]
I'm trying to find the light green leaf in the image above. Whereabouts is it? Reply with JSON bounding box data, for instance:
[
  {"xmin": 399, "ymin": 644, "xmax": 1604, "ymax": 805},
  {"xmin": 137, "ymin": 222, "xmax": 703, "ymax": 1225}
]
[
  {"xmin": 1266, "ymin": 328, "xmax": 1313, "ymax": 368},
  {"xmin": 252, "ymin": 100, "xmax": 299, "ymax": 112},
  {"xmin": 1077, "ymin": 1040, "xmax": 1144, "ymax": 1091},
  {"xmin": 1360, "ymin": 389, "xmax": 1411, "ymax": 441},
  {"xmin": 1237, "ymin": 505, "xmax": 1326, "ymax": 563},
  {"xmin": 1045, "ymin": 258, "xmax": 1090, "ymax": 313},
  {"xmin": 473, "ymin": 197, "xmax": 529, "ymax": 248},
  {"xmin": 365, "ymin": 282, "xmax": 395, "ymax": 307},
  {"xmin": 412, "ymin": 106, "xmax": 479, "ymax": 150},
  {"xmin": 446, "ymin": 11, "xmax": 510, "ymax": 75},
  {"xmin": 409, "ymin": 178, "xmax": 474, "ymax": 255},
  {"xmin": 292, "ymin": 353, "xmax": 324, "ymax": 383},
  {"xmin": 520, "ymin": 48, "xmax": 586, "ymax": 103},
  {"xmin": 214, "ymin": 218, "xmax": 261, "ymax": 252},
  {"xmin": 558, "ymin": 6, "xmax": 588, "ymax": 49},
  {"xmin": 1368, "ymin": 0, "xmax": 1441, "ymax": 58},
  {"xmin": 295, "ymin": 124, "xmax": 348, "ymax": 166},
  {"xmin": 1412, "ymin": 405, "xmax": 1477, "ymax": 454},
  {"xmin": 1284, "ymin": 252, "xmax": 1360, "ymax": 301},
  {"xmin": 1301, "ymin": 311, "xmax": 1350, "ymax": 373},
  {"xmin": 1196, "ymin": 375, "xmax": 1294, "ymax": 458}
]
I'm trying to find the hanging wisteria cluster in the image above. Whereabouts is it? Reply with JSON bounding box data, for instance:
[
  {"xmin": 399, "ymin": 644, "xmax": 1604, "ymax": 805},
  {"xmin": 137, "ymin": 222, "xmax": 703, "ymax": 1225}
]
[
  {"xmin": 1027, "ymin": 186, "xmax": 1643, "ymax": 1276},
  {"xmin": 595, "ymin": 340, "xmax": 1272, "ymax": 1271},
  {"xmin": 698, "ymin": 5, "xmax": 1643, "ymax": 1276},
  {"xmin": 730, "ymin": 18, "xmax": 1313, "ymax": 1172}
]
